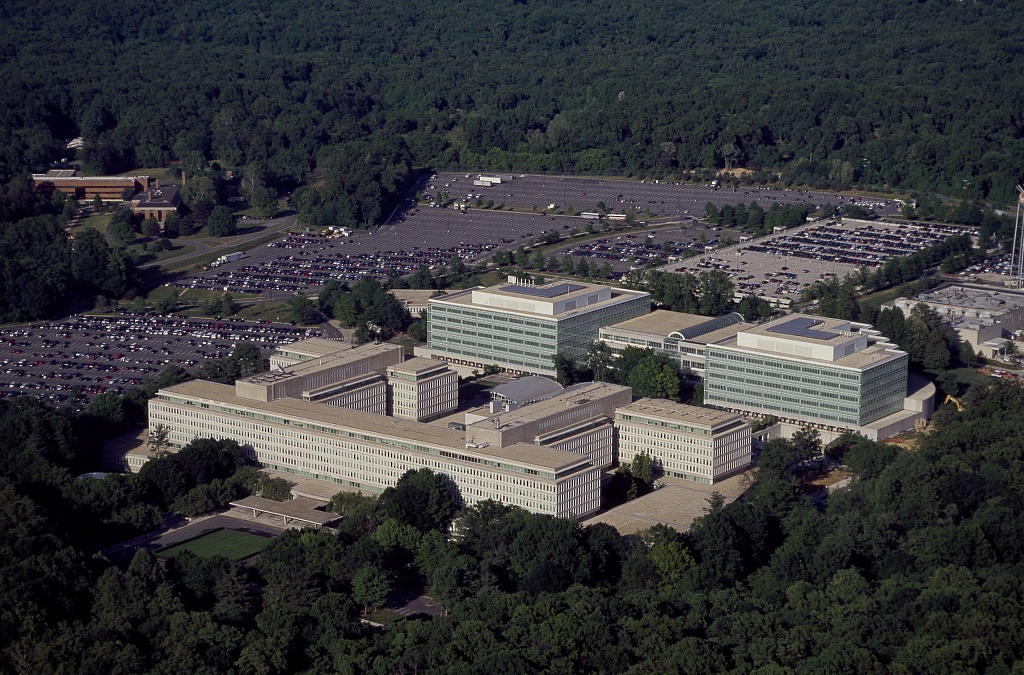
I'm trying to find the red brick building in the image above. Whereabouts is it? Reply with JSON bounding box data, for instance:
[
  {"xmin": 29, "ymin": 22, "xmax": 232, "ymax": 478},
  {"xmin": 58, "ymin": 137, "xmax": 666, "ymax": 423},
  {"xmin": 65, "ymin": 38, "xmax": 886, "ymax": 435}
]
[{"xmin": 32, "ymin": 169, "xmax": 151, "ymax": 202}]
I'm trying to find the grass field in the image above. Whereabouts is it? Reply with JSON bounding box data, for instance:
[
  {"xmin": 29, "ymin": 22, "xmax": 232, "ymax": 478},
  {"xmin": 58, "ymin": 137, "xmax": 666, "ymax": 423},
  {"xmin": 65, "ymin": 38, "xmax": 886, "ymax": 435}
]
[{"xmin": 155, "ymin": 528, "xmax": 272, "ymax": 561}]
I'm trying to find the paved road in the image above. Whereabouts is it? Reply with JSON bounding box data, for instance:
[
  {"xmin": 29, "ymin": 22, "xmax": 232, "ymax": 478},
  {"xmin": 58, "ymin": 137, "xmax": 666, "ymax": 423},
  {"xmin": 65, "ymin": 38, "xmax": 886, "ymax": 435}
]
[{"xmin": 141, "ymin": 214, "xmax": 298, "ymax": 270}]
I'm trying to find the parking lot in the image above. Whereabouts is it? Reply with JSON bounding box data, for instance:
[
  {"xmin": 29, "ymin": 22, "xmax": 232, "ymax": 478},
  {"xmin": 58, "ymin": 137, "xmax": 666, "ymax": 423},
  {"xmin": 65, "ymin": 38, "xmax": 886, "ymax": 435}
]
[
  {"xmin": 170, "ymin": 173, "xmax": 900, "ymax": 296},
  {"xmin": 665, "ymin": 219, "xmax": 973, "ymax": 305},
  {"xmin": 0, "ymin": 315, "xmax": 323, "ymax": 403},
  {"xmin": 421, "ymin": 171, "xmax": 900, "ymax": 221}
]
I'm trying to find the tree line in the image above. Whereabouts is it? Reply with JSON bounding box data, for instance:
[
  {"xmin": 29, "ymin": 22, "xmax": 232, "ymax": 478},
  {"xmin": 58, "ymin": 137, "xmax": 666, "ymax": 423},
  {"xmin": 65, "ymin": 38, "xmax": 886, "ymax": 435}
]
[{"xmin": 4, "ymin": 368, "xmax": 1024, "ymax": 671}]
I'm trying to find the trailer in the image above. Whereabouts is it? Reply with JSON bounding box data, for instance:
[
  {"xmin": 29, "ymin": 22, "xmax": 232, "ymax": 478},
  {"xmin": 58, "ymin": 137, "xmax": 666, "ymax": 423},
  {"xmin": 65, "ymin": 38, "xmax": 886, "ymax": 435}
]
[
  {"xmin": 473, "ymin": 180, "xmax": 492, "ymax": 187},
  {"xmin": 211, "ymin": 251, "xmax": 245, "ymax": 267},
  {"xmin": 478, "ymin": 176, "xmax": 502, "ymax": 184}
]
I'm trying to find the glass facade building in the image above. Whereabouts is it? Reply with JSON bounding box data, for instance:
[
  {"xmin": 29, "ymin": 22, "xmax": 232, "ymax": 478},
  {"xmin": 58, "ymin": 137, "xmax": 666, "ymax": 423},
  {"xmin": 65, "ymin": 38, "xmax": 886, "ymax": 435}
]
[
  {"xmin": 704, "ymin": 315, "xmax": 909, "ymax": 430},
  {"xmin": 428, "ymin": 280, "xmax": 650, "ymax": 375}
]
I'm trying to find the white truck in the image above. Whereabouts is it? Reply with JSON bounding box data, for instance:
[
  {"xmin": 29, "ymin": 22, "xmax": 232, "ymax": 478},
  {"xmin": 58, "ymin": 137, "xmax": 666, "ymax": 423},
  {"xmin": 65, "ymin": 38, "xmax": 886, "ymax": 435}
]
[{"xmin": 212, "ymin": 251, "xmax": 245, "ymax": 267}]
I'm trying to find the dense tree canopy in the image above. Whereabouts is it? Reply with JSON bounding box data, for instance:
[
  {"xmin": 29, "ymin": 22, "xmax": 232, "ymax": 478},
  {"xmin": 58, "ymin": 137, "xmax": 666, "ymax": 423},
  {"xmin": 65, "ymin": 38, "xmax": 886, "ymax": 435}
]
[
  {"xmin": 2, "ymin": 0, "xmax": 1023, "ymax": 210},
  {"xmin": 3, "ymin": 375, "xmax": 1024, "ymax": 670}
]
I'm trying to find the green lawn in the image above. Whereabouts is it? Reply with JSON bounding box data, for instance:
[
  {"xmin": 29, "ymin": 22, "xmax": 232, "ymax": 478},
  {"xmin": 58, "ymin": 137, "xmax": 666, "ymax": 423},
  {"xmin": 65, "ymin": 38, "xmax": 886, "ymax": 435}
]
[
  {"xmin": 67, "ymin": 211, "xmax": 111, "ymax": 235},
  {"xmin": 362, "ymin": 609, "xmax": 406, "ymax": 625},
  {"xmin": 155, "ymin": 528, "xmax": 272, "ymax": 561}
]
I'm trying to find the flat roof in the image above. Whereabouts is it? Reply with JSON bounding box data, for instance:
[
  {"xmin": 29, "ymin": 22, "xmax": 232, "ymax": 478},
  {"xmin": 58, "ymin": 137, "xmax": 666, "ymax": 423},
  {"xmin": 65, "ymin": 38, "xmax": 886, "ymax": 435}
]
[
  {"xmin": 31, "ymin": 173, "xmax": 144, "ymax": 182},
  {"xmin": 616, "ymin": 398, "xmax": 746, "ymax": 431},
  {"xmin": 468, "ymin": 442, "xmax": 591, "ymax": 472},
  {"xmin": 488, "ymin": 376, "xmax": 563, "ymax": 404},
  {"xmin": 388, "ymin": 357, "xmax": 448, "ymax": 375},
  {"xmin": 158, "ymin": 380, "xmax": 585, "ymax": 471},
  {"xmin": 747, "ymin": 314, "xmax": 853, "ymax": 344},
  {"xmin": 432, "ymin": 283, "xmax": 649, "ymax": 319},
  {"xmin": 502, "ymin": 282, "xmax": 586, "ymax": 298},
  {"xmin": 274, "ymin": 337, "xmax": 352, "ymax": 358},
  {"xmin": 390, "ymin": 289, "xmax": 438, "ymax": 302},
  {"xmin": 766, "ymin": 316, "xmax": 843, "ymax": 341},
  {"xmin": 904, "ymin": 284, "xmax": 1024, "ymax": 313},
  {"xmin": 717, "ymin": 319, "xmax": 905, "ymax": 370},
  {"xmin": 485, "ymin": 281, "xmax": 599, "ymax": 301},
  {"xmin": 134, "ymin": 183, "xmax": 181, "ymax": 208},
  {"xmin": 604, "ymin": 310, "xmax": 712, "ymax": 337},
  {"xmin": 469, "ymin": 381, "xmax": 630, "ymax": 430},
  {"xmin": 230, "ymin": 496, "xmax": 340, "ymax": 525}
]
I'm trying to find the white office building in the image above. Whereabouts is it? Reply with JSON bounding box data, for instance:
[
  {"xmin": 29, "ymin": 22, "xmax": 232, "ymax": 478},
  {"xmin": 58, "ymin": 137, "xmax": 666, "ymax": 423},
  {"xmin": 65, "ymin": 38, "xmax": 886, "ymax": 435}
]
[
  {"xmin": 615, "ymin": 398, "xmax": 752, "ymax": 484},
  {"xmin": 149, "ymin": 380, "xmax": 602, "ymax": 519}
]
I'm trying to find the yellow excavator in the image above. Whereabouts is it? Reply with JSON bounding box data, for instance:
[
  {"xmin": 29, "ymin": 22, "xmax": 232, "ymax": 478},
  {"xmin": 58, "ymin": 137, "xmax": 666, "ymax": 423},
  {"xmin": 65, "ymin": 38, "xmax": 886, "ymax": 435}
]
[{"xmin": 943, "ymin": 395, "xmax": 964, "ymax": 412}]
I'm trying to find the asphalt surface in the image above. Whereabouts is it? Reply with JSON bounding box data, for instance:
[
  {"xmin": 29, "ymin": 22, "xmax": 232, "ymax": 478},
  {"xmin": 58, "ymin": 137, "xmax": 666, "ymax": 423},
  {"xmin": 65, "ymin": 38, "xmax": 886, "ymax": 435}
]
[
  {"xmin": 421, "ymin": 171, "xmax": 900, "ymax": 220},
  {"xmin": 0, "ymin": 315, "xmax": 324, "ymax": 403}
]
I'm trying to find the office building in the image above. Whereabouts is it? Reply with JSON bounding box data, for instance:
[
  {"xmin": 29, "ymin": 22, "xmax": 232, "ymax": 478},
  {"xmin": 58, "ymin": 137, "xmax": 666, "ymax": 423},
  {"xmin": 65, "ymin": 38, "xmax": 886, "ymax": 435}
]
[
  {"xmin": 615, "ymin": 399, "xmax": 752, "ymax": 484},
  {"xmin": 130, "ymin": 180, "xmax": 182, "ymax": 224},
  {"xmin": 464, "ymin": 380, "xmax": 632, "ymax": 470},
  {"xmin": 236, "ymin": 342, "xmax": 403, "ymax": 416},
  {"xmin": 270, "ymin": 337, "xmax": 353, "ymax": 369},
  {"xmin": 148, "ymin": 380, "xmax": 601, "ymax": 519},
  {"xmin": 425, "ymin": 278, "xmax": 650, "ymax": 376},
  {"xmin": 387, "ymin": 357, "xmax": 458, "ymax": 421},
  {"xmin": 31, "ymin": 169, "xmax": 152, "ymax": 201},
  {"xmin": 599, "ymin": 310, "xmax": 750, "ymax": 378},
  {"xmin": 704, "ymin": 314, "xmax": 933, "ymax": 440}
]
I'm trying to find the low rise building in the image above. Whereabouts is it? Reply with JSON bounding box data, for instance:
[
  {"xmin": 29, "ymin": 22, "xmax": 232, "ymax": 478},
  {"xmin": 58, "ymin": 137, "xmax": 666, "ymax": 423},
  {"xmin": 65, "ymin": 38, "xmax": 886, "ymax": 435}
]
[
  {"xmin": 270, "ymin": 337, "xmax": 350, "ymax": 369},
  {"xmin": 614, "ymin": 399, "xmax": 752, "ymax": 484},
  {"xmin": 236, "ymin": 343, "xmax": 403, "ymax": 412},
  {"xmin": 131, "ymin": 180, "xmax": 182, "ymax": 224},
  {"xmin": 390, "ymin": 289, "xmax": 437, "ymax": 318},
  {"xmin": 894, "ymin": 284, "xmax": 1024, "ymax": 358},
  {"xmin": 387, "ymin": 357, "xmax": 458, "ymax": 421},
  {"xmin": 31, "ymin": 169, "xmax": 152, "ymax": 201},
  {"xmin": 599, "ymin": 310, "xmax": 750, "ymax": 378}
]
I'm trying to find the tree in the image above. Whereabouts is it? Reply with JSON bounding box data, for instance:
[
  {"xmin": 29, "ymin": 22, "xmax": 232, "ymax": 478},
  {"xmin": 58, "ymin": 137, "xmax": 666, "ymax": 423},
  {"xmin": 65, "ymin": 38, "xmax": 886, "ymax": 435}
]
[
  {"xmin": 625, "ymin": 352, "xmax": 681, "ymax": 401},
  {"xmin": 289, "ymin": 292, "xmax": 318, "ymax": 324},
  {"xmin": 630, "ymin": 452, "xmax": 653, "ymax": 486},
  {"xmin": 791, "ymin": 425, "xmax": 822, "ymax": 462},
  {"xmin": 585, "ymin": 341, "xmax": 614, "ymax": 382},
  {"xmin": 958, "ymin": 340, "xmax": 974, "ymax": 366},
  {"xmin": 552, "ymin": 353, "xmax": 580, "ymax": 386},
  {"xmin": 141, "ymin": 218, "xmax": 161, "ymax": 238},
  {"xmin": 352, "ymin": 565, "xmax": 389, "ymax": 615},
  {"xmin": 697, "ymin": 270, "xmax": 734, "ymax": 316},
  {"xmin": 378, "ymin": 468, "xmax": 456, "ymax": 532},
  {"xmin": 206, "ymin": 206, "xmax": 236, "ymax": 237},
  {"xmin": 182, "ymin": 175, "xmax": 215, "ymax": 209},
  {"xmin": 407, "ymin": 319, "xmax": 427, "ymax": 342},
  {"xmin": 352, "ymin": 320, "xmax": 370, "ymax": 345},
  {"xmin": 147, "ymin": 424, "xmax": 170, "ymax": 456},
  {"xmin": 109, "ymin": 218, "xmax": 136, "ymax": 247}
]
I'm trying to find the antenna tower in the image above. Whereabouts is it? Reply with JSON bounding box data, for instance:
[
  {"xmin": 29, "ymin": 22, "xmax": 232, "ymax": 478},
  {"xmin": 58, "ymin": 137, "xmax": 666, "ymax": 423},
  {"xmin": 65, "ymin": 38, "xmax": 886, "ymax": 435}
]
[{"xmin": 1013, "ymin": 185, "xmax": 1024, "ymax": 288}]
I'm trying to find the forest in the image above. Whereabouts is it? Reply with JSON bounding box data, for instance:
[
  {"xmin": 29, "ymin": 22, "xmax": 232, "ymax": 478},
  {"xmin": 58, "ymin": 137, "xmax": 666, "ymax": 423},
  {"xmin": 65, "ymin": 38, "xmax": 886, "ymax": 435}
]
[
  {"xmin": 2, "ymin": 0, "xmax": 1024, "ymax": 220},
  {"xmin": 0, "ymin": 0, "xmax": 1020, "ymax": 320},
  {"xmin": 3, "ymin": 362, "xmax": 1024, "ymax": 672}
]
